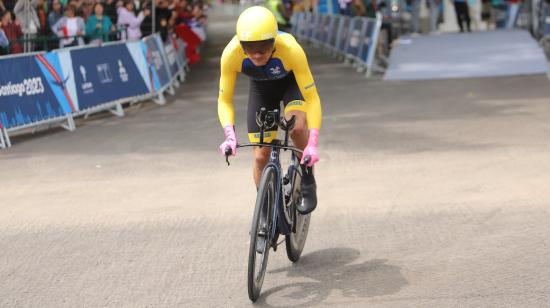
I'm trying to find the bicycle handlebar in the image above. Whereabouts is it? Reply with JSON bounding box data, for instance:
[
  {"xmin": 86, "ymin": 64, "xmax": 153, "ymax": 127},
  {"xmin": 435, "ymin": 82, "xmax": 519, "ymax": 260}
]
[{"xmin": 236, "ymin": 142, "xmax": 303, "ymax": 154}]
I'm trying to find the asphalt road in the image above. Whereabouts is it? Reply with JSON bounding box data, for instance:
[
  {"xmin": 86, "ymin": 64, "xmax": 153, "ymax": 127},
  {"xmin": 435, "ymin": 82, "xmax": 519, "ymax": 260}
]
[{"xmin": 1, "ymin": 8, "xmax": 550, "ymax": 308}]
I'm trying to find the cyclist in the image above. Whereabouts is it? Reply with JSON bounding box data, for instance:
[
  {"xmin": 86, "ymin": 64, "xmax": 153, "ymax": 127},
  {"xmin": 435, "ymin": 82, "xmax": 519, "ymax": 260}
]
[{"xmin": 217, "ymin": 6, "xmax": 322, "ymax": 214}]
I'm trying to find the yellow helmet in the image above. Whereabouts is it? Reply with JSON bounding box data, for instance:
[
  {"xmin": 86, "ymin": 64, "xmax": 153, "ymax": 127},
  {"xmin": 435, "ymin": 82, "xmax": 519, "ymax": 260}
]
[{"xmin": 236, "ymin": 6, "xmax": 278, "ymax": 42}]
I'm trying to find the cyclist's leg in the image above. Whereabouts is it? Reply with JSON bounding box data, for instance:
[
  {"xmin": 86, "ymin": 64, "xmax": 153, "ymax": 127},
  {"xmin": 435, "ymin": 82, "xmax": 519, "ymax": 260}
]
[
  {"xmin": 248, "ymin": 79, "xmax": 283, "ymax": 187},
  {"xmin": 253, "ymin": 147, "xmax": 271, "ymax": 187},
  {"xmin": 281, "ymin": 73, "xmax": 317, "ymax": 214},
  {"xmin": 282, "ymin": 73, "xmax": 308, "ymax": 157}
]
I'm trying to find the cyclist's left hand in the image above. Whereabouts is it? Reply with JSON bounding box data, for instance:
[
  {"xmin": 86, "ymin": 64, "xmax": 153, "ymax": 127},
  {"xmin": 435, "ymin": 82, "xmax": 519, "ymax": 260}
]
[
  {"xmin": 219, "ymin": 125, "xmax": 237, "ymax": 156},
  {"xmin": 301, "ymin": 128, "xmax": 319, "ymax": 167}
]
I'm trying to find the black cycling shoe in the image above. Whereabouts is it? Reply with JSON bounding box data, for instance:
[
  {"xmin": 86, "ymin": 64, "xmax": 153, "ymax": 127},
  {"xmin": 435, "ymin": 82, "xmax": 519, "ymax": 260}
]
[{"xmin": 297, "ymin": 166, "xmax": 317, "ymax": 214}]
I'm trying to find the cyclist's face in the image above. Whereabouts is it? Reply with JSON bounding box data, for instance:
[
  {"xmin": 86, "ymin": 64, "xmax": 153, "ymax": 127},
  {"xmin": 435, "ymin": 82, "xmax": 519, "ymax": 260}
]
[{"xmin": 241, "ymin": 40, "xmax": 275, "ymax": 66}]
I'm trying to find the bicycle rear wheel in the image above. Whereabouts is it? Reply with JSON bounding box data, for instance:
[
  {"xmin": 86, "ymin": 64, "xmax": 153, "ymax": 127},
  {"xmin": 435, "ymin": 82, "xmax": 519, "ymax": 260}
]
[
  {"xmin": 248, "ymin": 166, "xmax": 276, "ymax": 302},
  {"xmin": 285, "ymin": 166, "xmax": 311, "ymax": 262}
]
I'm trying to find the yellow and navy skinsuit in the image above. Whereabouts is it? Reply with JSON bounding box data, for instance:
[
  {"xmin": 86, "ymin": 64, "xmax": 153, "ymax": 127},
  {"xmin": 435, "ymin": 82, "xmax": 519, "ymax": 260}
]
[{"xmin": 217, "ymin": 32, "xmax": 322, "ymax": 142}]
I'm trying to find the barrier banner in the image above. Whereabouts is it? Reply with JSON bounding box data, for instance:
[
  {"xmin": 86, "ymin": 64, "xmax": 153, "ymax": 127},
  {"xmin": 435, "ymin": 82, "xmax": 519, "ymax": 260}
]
[
  {"xmin": 359, "ymin": 18, "xmax": 379, "ymax": 63},
  {"xmin": 66, "ymin": 43, "xmax": 149, "ymax": 111},
  {"xmin": 0, "ymin": 53, "xmax": 75, "ymax": 129},
  {"xmin": 307, "ymin": 14, "xmax": 321, "ymax": 40},
  {"xmin": 326, "ymin": 15, "xmax": 342, "ymax": 49},
  {"xmin": 346, "ymin": 17, "xmax": 367, "ymax": 58},
  {"xmin": 317, "ymin": 15, "xmax": 332, "ymax": 44},
  {"xmin": 164, "ymin": 40, "xmax": 180, "ymax": 78},
  {"xmin": 175, "ymin": 38, "xmax": 188, "ymax": 70},
  {"xmin": 336, "ymin": 16, "xmax": 351, "ymax": 53},
  {"xmin": 125, "ymin": 40, "xmax": 154, "ymax": 94},
  {"xmin": 296, "ymin": 13, "xmax": 310, "ymax": 39},
  {"xmin": 143, "ymin": 35, "xmax": 172, "ymax": 90}
]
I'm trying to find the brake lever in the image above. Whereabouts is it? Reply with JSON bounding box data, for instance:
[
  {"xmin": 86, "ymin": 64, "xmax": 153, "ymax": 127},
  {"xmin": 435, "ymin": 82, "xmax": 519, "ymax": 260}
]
[{"xmin": 224, "ymin": 147, "xmax": 232, "ymax": 166}]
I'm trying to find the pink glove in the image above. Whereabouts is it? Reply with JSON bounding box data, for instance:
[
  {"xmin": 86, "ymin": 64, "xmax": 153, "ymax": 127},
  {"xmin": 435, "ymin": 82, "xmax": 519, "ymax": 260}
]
[
  {"xmin": 219, "ymin": 125, "xmax": 237, "ymax": 156},
  {"xmin": 301, "ymin": 128, "xmax": 319, "ymax": 167}
]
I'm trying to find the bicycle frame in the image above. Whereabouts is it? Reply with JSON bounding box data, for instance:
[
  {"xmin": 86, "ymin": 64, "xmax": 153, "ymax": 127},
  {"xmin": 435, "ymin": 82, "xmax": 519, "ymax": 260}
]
[
  {"xmin": 237, "ymin": 141, "xmax": 302, "ymax": 245},
  {"xmin": 226, "ymin": 108, "xmax": 305, "ymax": 249}
]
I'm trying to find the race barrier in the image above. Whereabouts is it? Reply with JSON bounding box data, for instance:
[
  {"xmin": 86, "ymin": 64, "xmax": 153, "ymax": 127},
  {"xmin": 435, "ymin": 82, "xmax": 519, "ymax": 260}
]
[
  {"xmin": 0, "ymin": 33, "xmax": 188, "ymax": 149},
  {"xmin": 291, "ymin": 12, "xmax": 382, "ymax": 77}
]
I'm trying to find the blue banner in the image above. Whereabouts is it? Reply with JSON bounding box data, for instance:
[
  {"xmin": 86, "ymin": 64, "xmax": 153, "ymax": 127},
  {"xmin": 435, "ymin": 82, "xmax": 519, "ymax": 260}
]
[
  {"xmin": 175, "ymin": 38, "xmax": 188, "ymax": 71},
  {"xmin": 69, "ymin": 43, "xmax": 149, "ymax": 110},
  {"xmin": 0, "ymin": 53, "xmax": 75, "ymax": 129},
  {"xmin": 164, "ymin": 41, "xmax": 180, "ymax": 78},
  {"xmin": 143, "ymin": 35, "xmax": 171, "ymax": 90}
]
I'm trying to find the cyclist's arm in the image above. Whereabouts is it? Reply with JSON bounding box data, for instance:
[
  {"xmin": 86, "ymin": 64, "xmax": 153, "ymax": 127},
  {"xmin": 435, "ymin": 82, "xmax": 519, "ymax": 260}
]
[
  {"xmin": 217, "ymin": 41, "xmax": 240, "ymax": 127},
  {"xmin": 290, "ymin": 44, "xmax": 322, "ymax": 130}
]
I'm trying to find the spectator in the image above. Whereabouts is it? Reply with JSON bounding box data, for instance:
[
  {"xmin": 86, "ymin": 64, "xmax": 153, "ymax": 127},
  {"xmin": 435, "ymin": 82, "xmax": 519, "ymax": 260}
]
[
  {"xmin": 69, "ymin": 0, "xmax": 84, "ymax": 16},
  {"xmin": 104, "ymin": 0, "xmax": 119, "ymax": 24},
  {"xmin": 0, "ymin": 28, "xmax": 8, "ymax": 53},
  {"xmin": 187, "ymin": 2, "xmax": 206, "ymax": 41},
  {"xmin": 427, "ymin": 0, "xmax": 440, "ymax": 32},
  {"xmin": 81, "ymin": 0, "xmax": 94, "ymax": 21},
  {"xmin": 175, "ymin": 0, "xmax": 193, "ymax": 24},
  {"xmin": 117, "ymin": 0, "xmax": 150, "ymax": 40},
  {"xmin": 409, "ymin": 0, "xmax": 421, "ymax": 33},
  {"xmin": 0, "ymin": 27, "xmax": 7, "ymax": 44},
  {"xmin": 338, "ymin": 0, "xmax": 354, "ymax": 15},
  {"xmin": 0, "ymin": 27, "xmax": 8, "ymax": 55},
  {"xmin": 86, "ymin": 2, "xmax": 114, "ymax": 44},
  {"xmin": 52, "ymin": 4, "xmax": 85, "ymax": 48},
  {"xmin": 154, "ymin": 0, "xmax": 176, "ymax": 41},
  {"xmin": 359, "ymin": 0, "xmax": 377, "ymax": 18},
  {"xmin": 267, "ymin": 0, "xmax": 291, "ymax": 31},
  {"xmin": 453, "ymin": 0, "xmax": 471, "ymax": 32},
  {"xmin": 378, "ymin": 0, "xmax": 393, "ymax": 51},
  {"xmin": 0, "ymin": 0, "xmax": 6, "ymax": 13},
  {"xmin": 505, "ymin": 0, "xmax": 521, "ymax": 29},
  {"xmin": 14, "ymin": 0, "xmax": 41, "ymax": 50},
  {"xmin": 48, "ymin": 0, "xmax": 64, "ymax": 34},
  {"xmin": 36, "ymin": 0, "xmax": 48, "ymax": 35},
  {"xmin": 1, "ymin": 11, "xmax": 24, "ymax": 54}
]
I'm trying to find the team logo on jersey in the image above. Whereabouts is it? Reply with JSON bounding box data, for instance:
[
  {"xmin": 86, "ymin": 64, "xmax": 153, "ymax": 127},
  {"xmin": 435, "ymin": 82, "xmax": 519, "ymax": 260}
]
[{"xmin": 269, "ymin": 66, "xmax": 281, "ymax": 75}]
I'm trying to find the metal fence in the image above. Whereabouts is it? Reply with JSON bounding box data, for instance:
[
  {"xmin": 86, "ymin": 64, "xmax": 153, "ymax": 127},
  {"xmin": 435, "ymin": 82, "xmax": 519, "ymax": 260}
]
[{"xmin": 291, "ymin": 11, "xmax": 383, "ymax": 77}]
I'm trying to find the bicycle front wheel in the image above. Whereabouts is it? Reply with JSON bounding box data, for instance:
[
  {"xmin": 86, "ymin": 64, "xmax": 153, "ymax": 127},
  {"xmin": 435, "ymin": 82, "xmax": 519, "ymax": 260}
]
[{"xmin": 248, "ymin": 166, "xmax": 276, "ymax": 302}]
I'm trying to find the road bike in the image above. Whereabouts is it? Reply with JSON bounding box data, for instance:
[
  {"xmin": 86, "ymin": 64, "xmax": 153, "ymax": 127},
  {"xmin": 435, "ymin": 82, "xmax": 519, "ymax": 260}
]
[{"xmin": 225, "ymin": 108, "xmax": 312, "ymax": 302}]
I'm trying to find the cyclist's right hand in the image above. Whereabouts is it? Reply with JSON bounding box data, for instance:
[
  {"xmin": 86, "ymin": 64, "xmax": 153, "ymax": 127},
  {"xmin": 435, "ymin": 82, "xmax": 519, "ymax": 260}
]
[{"xmin": 219, "ymin": 125, "xmax": 237, "ymax": 156}]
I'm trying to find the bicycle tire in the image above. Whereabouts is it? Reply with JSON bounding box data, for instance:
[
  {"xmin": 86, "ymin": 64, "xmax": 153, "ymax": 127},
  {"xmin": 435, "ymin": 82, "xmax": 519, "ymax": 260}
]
[
  {"xmin": 247, "ymin": 166, "xmax": 276, "ymax": 302},
  {"xmin": 285, "ymin": 165, "xmax": 311, "ymax": 262}
]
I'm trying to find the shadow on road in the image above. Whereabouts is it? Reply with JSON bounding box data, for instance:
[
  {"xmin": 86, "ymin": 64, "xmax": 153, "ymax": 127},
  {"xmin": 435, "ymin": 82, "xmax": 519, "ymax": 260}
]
[{"xmin": 257, "ymin": 247, "xmax": 408, "ymax": 307}]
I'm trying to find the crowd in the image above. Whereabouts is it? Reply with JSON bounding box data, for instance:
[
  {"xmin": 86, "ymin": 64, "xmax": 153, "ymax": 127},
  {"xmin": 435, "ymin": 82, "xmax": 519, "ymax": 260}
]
[{"xmin": 0, "ymin": 0, "xmax": 208, "ymax": 55}]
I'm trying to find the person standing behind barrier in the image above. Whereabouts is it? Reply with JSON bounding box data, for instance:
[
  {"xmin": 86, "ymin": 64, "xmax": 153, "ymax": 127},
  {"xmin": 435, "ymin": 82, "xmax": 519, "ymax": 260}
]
[
  {"xmin": 267, "ymin": 0, "xmax": 291, "ymax": 31},
  {"xmin": 86, "ymin": 3, "xmax": 115, "ymax": 44},
  {"xmin": 408, "ymin": 0, "xmax": 421, "ymax": 33},
  {"xmin": 117, "ymin": 0, "xmax": 150, "ymax": 40},
  {"xmin": 52, "ymin": 4, "xmax": 85, "ymax": 48},
  {"xmin": 48, "ymin": 0, "xmax": 64, "ymax": 33},
  {"xmin": 188, "ymin": 3, "xmax": 207, "ymax": 41},
  {"xmin": 0, "ymin": 28, "xmax": 8, "ymax": 54},
  {"xmin": 453, "ymin": 0, "xmax": 471, "ymax": 32},
  {"xmin": 1, "ymin": 11, "xmax": 24, "ymax": 53},
  {"xmin": 154, "ymin": 0, "xmax": 177, "ymax": 41},
  {"xmin": 14, "ymin": 0, "xmax": 41, "ymax": 51},
  {"xmin": 104, "ymin": 0, "xmax": 119, "ymax": 25},
  {"xmin": 505, "ymin": 0, "xmax": 521, "ymax": 28},
  {"xmin": 338, "ymin": 0, "xmax": 355, "ymax": 15},
  {"xmin": 427, "ymin": 0, "xmax": 440, "ymax": 32}
]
